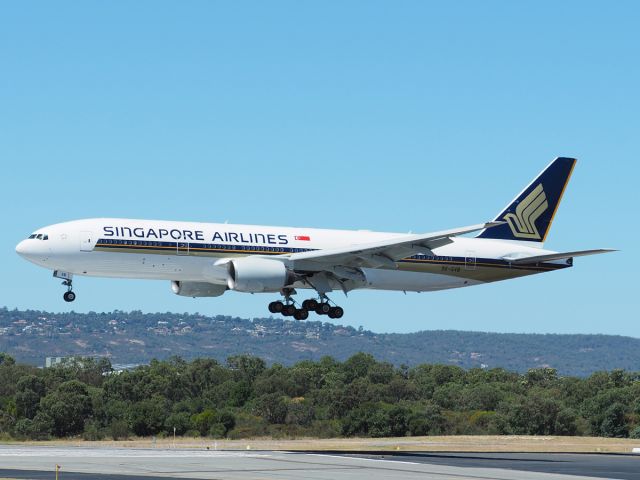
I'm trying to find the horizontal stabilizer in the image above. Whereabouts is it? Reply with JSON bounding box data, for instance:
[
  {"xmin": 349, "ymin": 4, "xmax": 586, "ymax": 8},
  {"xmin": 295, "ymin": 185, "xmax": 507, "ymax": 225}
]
[{"xmin": 503, "ymin": 249, "xmax": 617, "ymax": 265}]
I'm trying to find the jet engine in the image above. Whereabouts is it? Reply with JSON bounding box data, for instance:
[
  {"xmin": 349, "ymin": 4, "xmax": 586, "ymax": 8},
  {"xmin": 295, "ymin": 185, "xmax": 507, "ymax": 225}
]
[
  {"xmin": 171, "ymin": 281, "xmax": 227, "ymax": 297},
  {"xmin": 226, "ymin": 257, "xmax": 296, "ymax": 293}
]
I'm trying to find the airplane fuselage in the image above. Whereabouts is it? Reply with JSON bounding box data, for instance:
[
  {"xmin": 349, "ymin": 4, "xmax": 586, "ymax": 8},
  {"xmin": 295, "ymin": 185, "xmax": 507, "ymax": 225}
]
[{"xmin": 16, "ymin": 218, "xmax": 569, "ymax": 294}]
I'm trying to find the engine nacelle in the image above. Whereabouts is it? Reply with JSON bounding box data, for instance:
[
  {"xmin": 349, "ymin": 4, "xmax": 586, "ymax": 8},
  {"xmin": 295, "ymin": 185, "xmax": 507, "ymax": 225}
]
[
  {"xmin": 171, "ymin": 281, "xmax": 227, "ymax": 297},
  {"xmin": 227, "ymin": 257, "xmax": 295, "ymax": 293}
]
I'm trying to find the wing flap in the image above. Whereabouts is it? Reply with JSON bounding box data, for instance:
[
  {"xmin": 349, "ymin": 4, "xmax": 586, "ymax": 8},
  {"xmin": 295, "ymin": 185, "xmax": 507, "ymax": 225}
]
[{"xmin": 289, "ymin": 221, "xmax": 503, "ymax": 268}]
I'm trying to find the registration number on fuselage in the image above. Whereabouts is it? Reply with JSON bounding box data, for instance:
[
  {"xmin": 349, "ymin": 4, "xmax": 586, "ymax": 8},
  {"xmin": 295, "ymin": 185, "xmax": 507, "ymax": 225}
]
[{"xmin": 440, "ymin": 265, "xmax": 461, "ymax": 273}]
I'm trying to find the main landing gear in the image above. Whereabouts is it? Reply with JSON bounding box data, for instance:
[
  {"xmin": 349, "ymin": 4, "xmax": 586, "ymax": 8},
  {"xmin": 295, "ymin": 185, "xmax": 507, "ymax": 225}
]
[
  {"xmin": 268, "ymin": 290, "xmax": 344, "ymax": 320},
  {"xmin": 268, "ymin": 300, "xmax": 309, "ymax": 320}
]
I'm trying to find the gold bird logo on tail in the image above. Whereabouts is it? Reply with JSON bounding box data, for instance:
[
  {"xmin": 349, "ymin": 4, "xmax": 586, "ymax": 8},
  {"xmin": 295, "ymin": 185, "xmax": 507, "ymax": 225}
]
[{"xmin": 503, "ymin": 184, "xmax": 548, "ymax": 240}]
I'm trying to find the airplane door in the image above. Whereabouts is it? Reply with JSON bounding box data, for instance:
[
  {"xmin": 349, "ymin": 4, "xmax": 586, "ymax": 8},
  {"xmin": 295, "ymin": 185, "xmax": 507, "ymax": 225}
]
[
  {"xmin": 464, "ymin": 251, "xmax": 476, "ymax": 270},
  {"xmin": 177, "ymin": 242, "xmax": 189, "ymax": 256},
  {"xmin": 80, "ymin": 231, "xmax": 93, "ymax": 252}
]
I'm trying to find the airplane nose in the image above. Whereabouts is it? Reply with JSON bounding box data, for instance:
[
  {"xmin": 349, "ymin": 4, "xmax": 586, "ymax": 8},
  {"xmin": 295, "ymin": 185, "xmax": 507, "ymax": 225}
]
[{"xmin": 15, "ymin": 240, "xmax": 28, "ymax": 257}]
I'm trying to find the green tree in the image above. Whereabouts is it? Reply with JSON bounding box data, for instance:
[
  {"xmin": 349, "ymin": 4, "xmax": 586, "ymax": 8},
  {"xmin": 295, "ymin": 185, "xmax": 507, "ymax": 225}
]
[
  {"xmin": 109, "ymin": 419, "xmax": 130, "ymax": 440},
  {"xmin": 497, "ymin": 393, "xmax": 563, "ymax": 435},
  {"xmin": 0, "ymin": 353, "xmax": 15, "ymax": 366},
  {"xmin": 554, "ymin": 408, "xmax": 578, "ymax": 436},
  {"xmin": 342, "ymin": 353, "xmax": 377, "ymax": 383},
  {"xmin": 191, "ymin": 409, "xmax": 218, "ymax": 436},
  {"xmin": 190, "ymin": 408, "xmax": 235, "ymax": 437},
  {"xmin": 387, "ymin": 405, "xmax": 410, "ymax": 437},
  {"xmin": 15, "ymin": 375, "xmax": 45, "ymax": 419},
  {"xmin": 461, "ymin": 384, "xmax": 504, "ymax": 411},
  {"xmin": 285, "ymin": 400, "xmax": 315, "ymax": 427},
  {"xmin": 254, "ymin": 393, "xmax": 288, "ymax": 424},
  {"xmin": 407, "ymin": 402, "xmax": 445, "ymax": 435},
  {"xmin": 524, "ymin": 368, "xmax": 558, "ymax": 388},
  {"xmin": 209, "ymin": 380, "xmax": 251, "ymax": 407},
  {"xmin": 165, "ymin": 412, "xmax": 192, "ymax": 436},
  {"xmin": 341, "ymin": 402, "xmax": 395, "ymax": 438},
  {"xmin": 128, "ymin": 395, "xmax": 168, "ymax": 436},
  {"xmin": 254, "ymin": 364, "xmax": 295, "ymax": 397},
  {"xmin": 582, "ymin": 389, "xmax": 632, "ymax": 436},
  {"xmin": 185, "ymin": 358, "xmax": 229, "ymax": 397},
  {"xmin": 432, "ymin": 383, "xmax": 464, "ymax": 409},
  {"xmin": 600, "ymin": 403, "xmax": 629, "ymax": 438},
  {"xmin": 227, "ymin": 355, "xmax": 266, "ymax": 383},
  {"xmin": 217, "ymin": 410, "xmax": 236, "ymax": 436},
  {"xmin": 14, "ymin": 416, "xmax": 51, "ymax": 440},
  {"xmin": 39, "ymin": 380, "xmax": 92, "ymax": 437}
]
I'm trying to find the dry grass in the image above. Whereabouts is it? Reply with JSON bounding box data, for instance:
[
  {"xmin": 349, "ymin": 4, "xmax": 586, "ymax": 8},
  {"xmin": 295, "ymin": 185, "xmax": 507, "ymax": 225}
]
[{"xmin": 6, "ymin": 436, "xmax": 640, "ymax": 454}]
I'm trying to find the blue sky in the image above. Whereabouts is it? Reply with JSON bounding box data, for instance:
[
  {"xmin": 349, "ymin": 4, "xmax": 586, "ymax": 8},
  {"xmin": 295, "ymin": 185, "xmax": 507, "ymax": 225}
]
[{"xmin": 1, "ymin": 2, "xmax": 637, "ymax": 336}]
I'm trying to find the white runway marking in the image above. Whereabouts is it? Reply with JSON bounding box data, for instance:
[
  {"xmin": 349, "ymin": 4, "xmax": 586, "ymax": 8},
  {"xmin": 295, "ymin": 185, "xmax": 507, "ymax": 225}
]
[
  {"xmin": 304, "ymin": 452, "xmax": 423, "ymax": 465},
  {"xmin": 0, "ymin": 446, "xmax": 269, "ymax": 458}
]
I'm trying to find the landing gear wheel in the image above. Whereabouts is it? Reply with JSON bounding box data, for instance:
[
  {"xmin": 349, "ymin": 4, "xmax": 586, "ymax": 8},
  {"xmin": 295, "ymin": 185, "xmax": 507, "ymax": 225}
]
[
  {"xmin": 328, "ymin": 306, "xmax": 344, "ymax": 319},
  {"xmin": 293, "ymin": 308, "xmax": 309, "ymax": 321},
  {"xmin": 316, "ymin": 302, "xmax": 331, "ymax": 315},
  {"xmin": 302, "ymin": 299, "xmax": 318, "ymax": 311},
  {"xmin": 63, "ymin": 291, "xmax": 76, "ymax": 302},
  {"xmin": 282, "ymin": 304, "xmax": 296, "ymax": 316},
  {"xmin": 268, "ymin": 301, "xmax": 284, "ymax": 314}
]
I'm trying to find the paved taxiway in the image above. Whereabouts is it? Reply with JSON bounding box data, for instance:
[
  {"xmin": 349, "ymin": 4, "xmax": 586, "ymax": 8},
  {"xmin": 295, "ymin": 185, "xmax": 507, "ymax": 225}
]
[{"xmin": 1, "ymin": 445, "xmax": 639, "ymax": 480}]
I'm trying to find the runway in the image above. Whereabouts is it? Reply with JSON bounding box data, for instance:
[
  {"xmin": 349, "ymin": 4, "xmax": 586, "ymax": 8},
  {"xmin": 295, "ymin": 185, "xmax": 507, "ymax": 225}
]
[{"xmin": 1, "ymin": 445, "xmax": 639, "ymax": 480}]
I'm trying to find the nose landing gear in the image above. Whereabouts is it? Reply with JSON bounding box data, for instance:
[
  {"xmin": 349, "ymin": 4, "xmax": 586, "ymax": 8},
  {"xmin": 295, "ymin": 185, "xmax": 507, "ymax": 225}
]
[
  {"xmin": 54, "ymin": 270, "xmax": 76, "ymax": 302},
  {"xmin": 63, "ymin": 288, "xmax": 76, "ymax": 302}
]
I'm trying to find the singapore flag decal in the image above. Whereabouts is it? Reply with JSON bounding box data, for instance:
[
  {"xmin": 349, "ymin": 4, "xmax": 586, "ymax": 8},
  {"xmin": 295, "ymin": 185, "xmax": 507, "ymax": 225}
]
[{"xmin": 295, "ymin": 235, "xmax": 311, "ymax": 241}]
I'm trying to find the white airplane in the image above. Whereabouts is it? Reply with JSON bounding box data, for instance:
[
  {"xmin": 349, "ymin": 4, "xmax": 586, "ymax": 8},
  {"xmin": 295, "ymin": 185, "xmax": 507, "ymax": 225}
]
[{"xmin": 16, "ymin": 157, "xmax": 613, "ymax": 320}]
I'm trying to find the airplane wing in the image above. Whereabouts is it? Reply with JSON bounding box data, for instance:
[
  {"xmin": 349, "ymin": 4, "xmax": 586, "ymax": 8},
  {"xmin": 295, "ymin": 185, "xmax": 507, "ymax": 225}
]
[
  {"xmin": 288, "ymin": 222, "xmax": 503, "ymax": 269},
  {"xmin": 503, "ymin": 249, "xmax": 617, "ymax": 264}
]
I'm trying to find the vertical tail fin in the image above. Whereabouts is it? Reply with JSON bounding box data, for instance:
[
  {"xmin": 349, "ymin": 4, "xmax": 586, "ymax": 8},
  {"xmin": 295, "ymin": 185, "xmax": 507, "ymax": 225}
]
[{"xmin": 476, "ymin": 157, "xmax": 576, "ymax": 244}]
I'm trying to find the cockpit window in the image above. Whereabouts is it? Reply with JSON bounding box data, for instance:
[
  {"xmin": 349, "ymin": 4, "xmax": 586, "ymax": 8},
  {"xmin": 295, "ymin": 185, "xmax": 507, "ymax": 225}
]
[{"xmin": 28, "ymin": 233, "xmax": 49, "ymax": 240}]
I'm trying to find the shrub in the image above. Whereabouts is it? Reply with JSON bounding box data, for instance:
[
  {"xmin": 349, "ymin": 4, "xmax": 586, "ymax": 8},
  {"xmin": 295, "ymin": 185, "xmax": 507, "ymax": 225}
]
[
  {"xmin": 13, "ymin": 416, "xmax": 51, "ymax": 440},
  {"xmin": 165, "ymin": 412, "xmax": 192, "ymax": 436},
  {"xmin": 83, "ymin": 420, "xmax": 104, "ymax": 441},
  {"xmin": 600, "ymin": 403, "xmax": 629, "ymax": 438},
  {"xmin": 208, "ymin": 423, "xmax": 226, "ymax": 438},
  {"xmin": 407, "ymin": 402, "xmax": 445, "ymax": 436},
  {"xmin": 191, "ymin": 409, "xmax": 218, "ymax": 436},
  {"xmin": 254, "ymin": 394, "xmax": 288, "ymax": 424},
  {"xmin": 128, "ymin": 396, "xmax": 167, "ymax": 436},
  {"xmin": 109, "ymin": 419, "xmax": 130, "ymax": 440},
  {"xmin": 554, "ymin": 408, "xmax": 578, "ymax": 436}
]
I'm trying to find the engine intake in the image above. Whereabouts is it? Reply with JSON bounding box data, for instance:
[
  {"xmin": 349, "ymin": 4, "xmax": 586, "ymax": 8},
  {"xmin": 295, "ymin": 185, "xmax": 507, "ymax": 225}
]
[
  {"xmin": 227, "ymin": 257, "xmax": 295, "ymax": 293},
  {"xmin": 171, "ymin": 281, "xmax": 226, "ymax": 297}
]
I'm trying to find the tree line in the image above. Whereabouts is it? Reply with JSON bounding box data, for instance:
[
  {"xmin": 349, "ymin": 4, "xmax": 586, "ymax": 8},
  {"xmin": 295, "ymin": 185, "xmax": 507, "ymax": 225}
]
[{"xmin": 1, "ymin": 351, "xmax": 639, "ymax": 440}]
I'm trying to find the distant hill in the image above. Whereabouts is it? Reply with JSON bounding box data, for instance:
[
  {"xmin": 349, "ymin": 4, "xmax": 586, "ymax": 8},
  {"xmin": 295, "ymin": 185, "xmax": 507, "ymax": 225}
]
[{"xmin": 1, "ymin": 307, "xmax": 638, "ymax": 376}]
